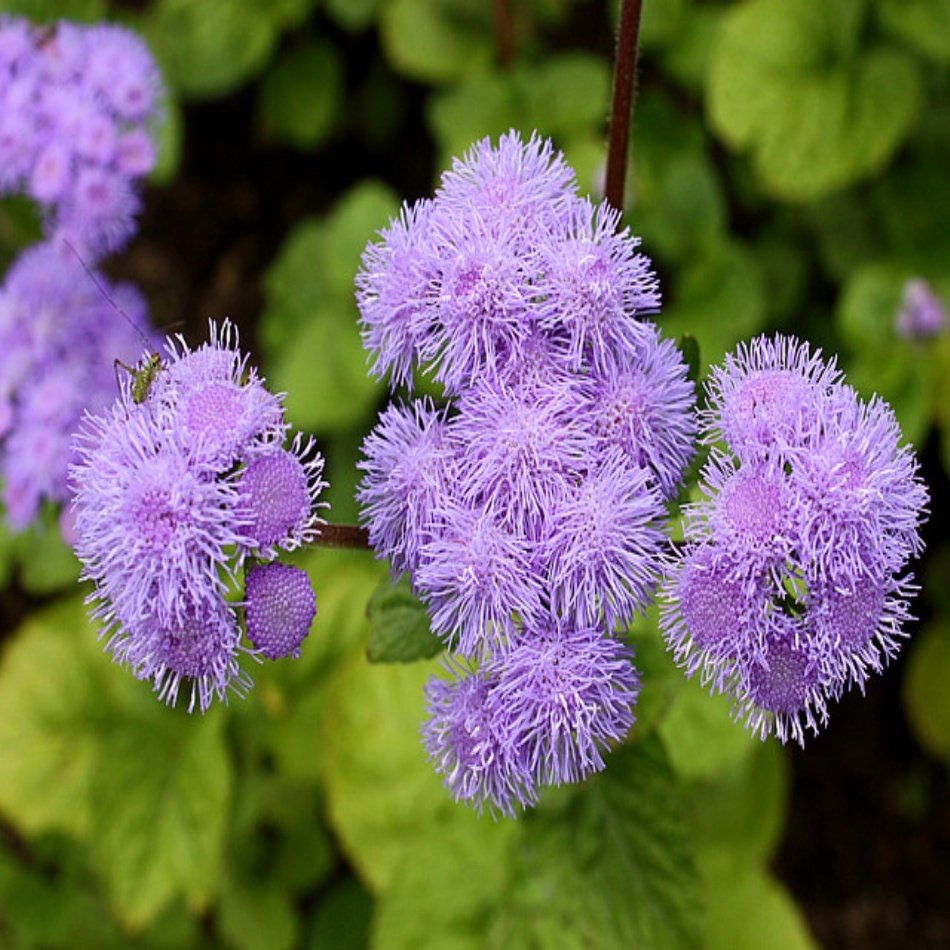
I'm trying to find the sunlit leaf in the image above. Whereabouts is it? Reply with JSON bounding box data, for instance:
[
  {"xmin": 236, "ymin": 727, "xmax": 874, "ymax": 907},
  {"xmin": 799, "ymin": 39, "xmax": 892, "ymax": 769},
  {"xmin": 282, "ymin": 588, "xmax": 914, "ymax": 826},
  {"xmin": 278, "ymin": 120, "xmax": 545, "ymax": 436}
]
[
  {"xmin": 708, "ymin": 0, "xmax": 921, "ymax": 200},
  {"xmin": 372, "ymin": 810, "xmax": 516, "ymax": 950},
  {"xmin": 699, "ymin": 854, "xmax": 817, "ymax": 950},
  {"xmin": 321, "ymin": 651, "xmax": 448, "ymax": 891},
  {"xmin": 381, "ymin": 0, "xmax": 494, "ymax": 85},
  {"xmin": 659, "ymin": 675, "xmax": 755, "ymax": 780},
  {"xmin": 146, "ymin": 0, "xmax": 277, "ymax": 98},
  {"xmin": 687, "ymin": 741, "xmax": 790, "ymax": 864},
  {"xmin": 0, "ymin": 599, "xmax": 232, "ymax": 928}
]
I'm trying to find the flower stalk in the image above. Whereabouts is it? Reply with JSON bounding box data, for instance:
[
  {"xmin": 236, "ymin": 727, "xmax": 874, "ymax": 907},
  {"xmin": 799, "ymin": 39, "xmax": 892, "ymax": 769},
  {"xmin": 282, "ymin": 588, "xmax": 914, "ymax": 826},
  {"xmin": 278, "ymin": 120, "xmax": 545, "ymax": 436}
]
[{"xmin": 605, "ymin": 0, "xmax": 645, "ymax": 212}]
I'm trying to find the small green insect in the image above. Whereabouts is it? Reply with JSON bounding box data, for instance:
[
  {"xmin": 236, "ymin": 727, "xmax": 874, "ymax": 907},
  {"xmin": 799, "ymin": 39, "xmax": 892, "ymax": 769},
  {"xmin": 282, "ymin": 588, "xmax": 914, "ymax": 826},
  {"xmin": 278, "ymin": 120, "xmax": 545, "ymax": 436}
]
[
  {"xmin": 64, "ymin": 239, "xmax": 165, "ymax": 405},
  {"xmin": 114, "ymin": 351, "xmax": 164, "ymax": 404}
]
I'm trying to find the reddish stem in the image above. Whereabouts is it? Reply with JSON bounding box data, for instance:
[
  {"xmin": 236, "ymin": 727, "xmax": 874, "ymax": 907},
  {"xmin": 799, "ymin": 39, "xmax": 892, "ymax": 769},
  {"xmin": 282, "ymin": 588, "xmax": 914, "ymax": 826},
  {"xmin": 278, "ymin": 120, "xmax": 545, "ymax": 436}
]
[
  {"xmin": 316, "ymin": 523, "xmax": 372, "ymax": 550},
  {"xmin": 493, "ymin": 0, "xmax": 515, "ymax": 67},
  {"xmin": 605, "ymin": 0, "xmax": 644, "ymax": 212}
]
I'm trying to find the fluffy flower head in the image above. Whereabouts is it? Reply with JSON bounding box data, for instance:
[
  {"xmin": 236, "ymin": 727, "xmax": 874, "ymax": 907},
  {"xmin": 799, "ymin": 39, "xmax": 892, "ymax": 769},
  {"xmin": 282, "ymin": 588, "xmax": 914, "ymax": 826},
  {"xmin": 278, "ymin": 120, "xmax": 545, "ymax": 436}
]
[
  {"xmin": 71, "ymin": 320, "xmax": 327, "ymax": 710},
  {"xmin": 662, "ymin": 334, "xmax": 928, "ymax": 744}
]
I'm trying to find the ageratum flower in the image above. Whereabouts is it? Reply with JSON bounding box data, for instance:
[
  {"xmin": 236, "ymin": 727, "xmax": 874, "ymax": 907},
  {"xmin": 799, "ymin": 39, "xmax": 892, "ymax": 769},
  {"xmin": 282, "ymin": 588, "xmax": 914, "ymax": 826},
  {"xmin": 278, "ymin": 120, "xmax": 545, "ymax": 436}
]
[
  {"xmin": 359, "ymin": 131, "xmax": 694, "ymax": 809},
  {"xmin": 533, "ymin": 196, "xmax": 659, "ymax": 374},
  {"xmin": 447, "ymin": 374, "xmax": 593, "ymax": 534},
  {"xmin": 423, "ymin": 663, "xmax": 537, "ymax": 817},
  {"xmin": 661, "ymin": 334, "xmax": 928, "ymax": 745},
  {"xmin": 245, "ymin": 562, "xmax": 317, "ymax": 660},
  {"xmin": 0, "ymin": 17, "xmax": 162, "ymax": 258},
  {"xmin": 423, "ymin": 618, "xmax": 640, "ymax": 814},
  {"xmin": 487, "ymin": 619, "xmax": 640, "ymax": 786},
  {"xmin": 544, "ymin": 449, "xmax": 667, "ymax": 630},
  {"xmin": 71, "ymin": 321, "xmax": 326, "ymax": 711},
  {"xmin": 357, "ymin": 398, "xmax": 454, "ymax": 578}
]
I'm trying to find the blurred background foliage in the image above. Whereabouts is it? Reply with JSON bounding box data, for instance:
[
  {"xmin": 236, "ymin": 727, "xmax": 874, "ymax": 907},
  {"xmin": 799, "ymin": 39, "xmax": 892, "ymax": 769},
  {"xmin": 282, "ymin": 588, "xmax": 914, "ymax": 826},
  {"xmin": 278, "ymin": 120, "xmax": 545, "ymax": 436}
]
[{"xmin": 0, "ymin": 0, "xmax": 947, "ymax": 947}]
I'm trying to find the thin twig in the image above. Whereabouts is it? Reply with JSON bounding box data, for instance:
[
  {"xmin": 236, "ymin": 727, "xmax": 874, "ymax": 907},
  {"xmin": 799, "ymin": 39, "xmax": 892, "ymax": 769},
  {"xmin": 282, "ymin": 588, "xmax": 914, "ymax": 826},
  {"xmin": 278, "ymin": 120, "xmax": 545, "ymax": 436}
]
[
  {"xmin": 493, "ymin": 0, "xmax": 515, "ymax": 67},
  {"xmin": 605, "ymin": 0, "xmax": 644, "ymax": 212}
]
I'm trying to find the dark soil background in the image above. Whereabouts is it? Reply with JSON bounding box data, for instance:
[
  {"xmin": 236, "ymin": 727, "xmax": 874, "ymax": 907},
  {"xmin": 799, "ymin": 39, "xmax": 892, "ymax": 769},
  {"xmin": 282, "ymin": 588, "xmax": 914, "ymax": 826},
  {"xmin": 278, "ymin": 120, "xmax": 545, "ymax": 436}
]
[{"xmin": 92, "ymin": 51, "xmax": 950, "ymax": 950}]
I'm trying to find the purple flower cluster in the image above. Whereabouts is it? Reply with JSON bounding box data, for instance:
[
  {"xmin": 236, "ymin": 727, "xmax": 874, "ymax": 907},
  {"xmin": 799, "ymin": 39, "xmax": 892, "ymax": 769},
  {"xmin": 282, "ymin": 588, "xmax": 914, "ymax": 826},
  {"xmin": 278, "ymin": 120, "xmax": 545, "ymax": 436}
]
[
  {"xmin": 661, "ymin": 335, "xmax": 928, "ymax": 745},
  {"xmin": 895, "ymin": 278, "xmax": 946, "ymax": 341},
  {"xmin": 70, "ymin": 322, "xmax": 326, "ymax": 712},
  {"xmin": 357, "ymin": 132, "xmax": 695, "ymax": 812},
  {"xmin": 0, "ymin": 17, "xmax": 162, "ymax": 259},
  {"xmin": 0, "ymin": 239, "xmax": 155, "ymax": 530}
]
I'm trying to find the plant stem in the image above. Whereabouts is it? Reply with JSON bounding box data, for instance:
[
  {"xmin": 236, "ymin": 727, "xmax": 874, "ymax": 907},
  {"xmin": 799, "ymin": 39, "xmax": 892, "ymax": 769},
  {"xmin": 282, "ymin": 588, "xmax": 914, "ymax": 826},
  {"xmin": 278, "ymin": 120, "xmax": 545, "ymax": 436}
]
[
  {"xmin": 605, "ymin": 0, "xmax": 644, "ymax": 212},
  {"xmin": 316, "ymin": 523, "xmax": 372, "ymax": 550},
  {"xmin": 493, "ymin": 0, "xmax": 515, "ymax": 67}
]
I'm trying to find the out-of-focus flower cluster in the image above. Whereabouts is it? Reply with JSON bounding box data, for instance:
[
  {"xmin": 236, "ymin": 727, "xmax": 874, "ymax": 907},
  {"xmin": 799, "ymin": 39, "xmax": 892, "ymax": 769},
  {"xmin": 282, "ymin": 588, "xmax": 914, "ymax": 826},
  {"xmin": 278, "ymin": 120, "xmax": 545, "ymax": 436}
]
[
  {"xmin": 0, "ymin": 240, "xmax": 154, "ymax": 530},
  {"xmin": 0, "ymin": 16, "xmax": 161, "ymax": 259},
  {"xmin": 0, "ymin": 16, "xmax": 164, "ymax": 537},
  {"xmin": 70, "ymin": 322, "xmax": 326, "ymax": 712},
  {"xmin": 895, "ymin": 277, "xmax": 947, "ymax": 341},
  {"xmin": 661, "ymin": 335, "xmax": 928, "ymax": 745},
  {"xmin": 357, "ymin": 132, "xmax": 695, "ymax": 813}
]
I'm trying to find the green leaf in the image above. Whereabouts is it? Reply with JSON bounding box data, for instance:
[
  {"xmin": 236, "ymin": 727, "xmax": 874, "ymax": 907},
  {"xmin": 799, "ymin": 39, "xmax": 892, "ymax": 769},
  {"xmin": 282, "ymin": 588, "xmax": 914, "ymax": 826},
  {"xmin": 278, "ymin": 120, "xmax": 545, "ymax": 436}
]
[
  {"xmin": 218, "ymin": 877, "xmax": 298, "ymax": 950},
  {"xmin": 428, "ymin": 73, "xmax": 526, "ymax": 164},
  {"xmin": 626, "ymin": 615, "xmax": 685, "ymax": 734},
  {"xmin": 0, "ymin": 598, "xmax": 232, "ymax": 928},
  {"xmin": 146, "ymin": 0, "xmax": 278, "ymax": 99},
  {"xmin": 0, "ymin": 847, "xmax": 138, "ymax": 950},
  {"xmin": 269, "ymin": 300, "xmax": 380, "ymax": 434},
  {"xmin": 659, "ymin": 675, "xmax": 756, "ymax": 780},
  {"xmin": 639, "ymin": 0, "xmax": 688, "ymax": 51},
  {"xmin": 677, "ymin": 334, "xmax": 701, "ymax": 384},
  {"xmin": 0, "ymin": 600, "xmax": 101, "ymax": 838},
  {"xmin": 902, "ymin": 622, "xmax": 950, "ymax": 760},
  {"xmin": 708, "ymin": 0, "xmax": 922, "ymax": 200},
  {"xmin": 14, "ymin": 510, "xmax": 80, "ymax": 595},
  {"xmin": 321, "ymin": 181, "xmax": 401, "ymax": 298},
  {"xmin": 254, "ymin": 549, "xmax": 384, "ymax": 782},
  {"xmin": 660, "ymin": 239, "xmax": 766, "ymax": 369},
  {"xmin": 366, "ymin": 574, "xmax": 443, "ymax": 663},
  {"xmin": 879, "ymin": 0, "xmax": 950, "ymax": 63},
  {"xmin": 307, "ymin": 879, "xmax": 375, "ymax": 950},
  {"xmin": 261, "ymin": 182, "xmax": 397, "ymax": 434},
  {"xmin": 698, "ymin": 855, "xmax": 817, "ymax": 950},
  {"xmin": 372, "ymin": 810, "xmax": 517, "ymax": 950},
  {"xmin": 321, "ymin": 432, "xmax": 363, "ymax": 525},
  {"xmin": 837, "ymin": 263, "xmax": 906, "ymax": 349},
  {"xmin": 324, "ymin": 0, "xmax": 383, "ymax": 32},
  {"xmin": 150, "ymin": 96, "xmax": 184, "ymax": 185},
  {"xmin": 807, "ymin": 192, "xmax": 880, "ymax": 282},
  {"xmin": 513, "ymin": 736, "xmax": 704, "ymax": 949},
  {"xmin": 0, "ymin": 0, "xmax": 104, "ymax": 19},
  {"xmin": 260, "ymin": 219, "xmax": 331, "ymax": 355},
  {"xmin": 836, "ymin": 264, "xmax": 939, "ymax": 444},
  {"xmin": 873, "ymin": 148, "xmax": 950, "ymax": 275},
  {"xmin": 635, "ymin": 151, "xmax": 726, "ymax": 264},
  {"xmin": 258, "ymin": 42, "xmax": 344, "ymax": 150},
  {"xmin": 90, "ymin": 709, "xmax": 230, "ymax": 928},
  {"xmin": 687, "ymin": 741, "xmax": 790, "ymax": 864},
  {"xmin": 429, "ymin": 58, "xmax": 610, "ymax": 178},
  {"xmin": 661, "ymin": 4, "xmax": 722, "ymax": 91},
  {"xmin": 381, "ymin": 0, "xmax": 494, "ymax": 85},
  {"xmin": 321, "ymin": 651, "xmax": 450, "ymax": 891},
  {"xmin": 521, "ymin": 54, "xmax": 611, "ymax": 138}
]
